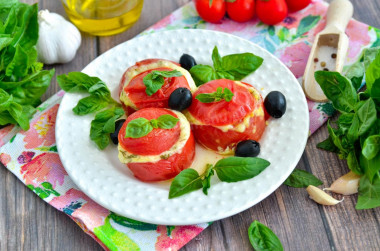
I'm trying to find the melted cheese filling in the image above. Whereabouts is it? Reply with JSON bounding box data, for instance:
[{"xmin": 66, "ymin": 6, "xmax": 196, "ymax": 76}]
[
  {"xmin": 118, "ymin": 110, "xmax": 191, "ymax": 164},
  {"xmin": 120, "ymin": 60, "xmax": 197, "ymax": 110}
]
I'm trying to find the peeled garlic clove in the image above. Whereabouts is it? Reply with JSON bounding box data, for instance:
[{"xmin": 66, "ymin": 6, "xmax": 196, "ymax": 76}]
[
  {"xmin": 324, "ymin": 171, "xmax": 360, "ymax": 195},
  {"xmin": 306, "ymin": 185, "xmax": 343, "ymax": 206}
]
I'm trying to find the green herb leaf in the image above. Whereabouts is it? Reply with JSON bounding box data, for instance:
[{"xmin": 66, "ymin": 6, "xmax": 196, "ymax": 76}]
[
  {"xmin": 195, "ymin": 87, "xmax": 234, "ymax": 103},
  {"xmin": 156, "ymin": 114, "xmax": 179, "ymax": 129},
  {"xmin": 283, "ymin": 169, "xmax": 323, "ymax": 188},
  {"xmin": 90, "ymin": 107, "xmax": 124, "ymax": 149},
  {"xmin": 214, "ymin": 157, "xmax": 270, "ymax": 182},
  {"xmin": 125, "ymin": 117, "xmax": 152, "ymax": 139},
  {"xmin": 143, "ymin": 70, "xmax": 182, "ymax": 96},
  {"xmin": 168, "ymin": 169, "xmax": 203, "ymax": 199},
  {"xmin": 72, "ymin": 95, "xmax": 109, "ymax": 115},
  {"xmin": 362, "ymin": 135, "xmax": 380, "ymax": 160},
  {"xmin": 345, "ymin": 61, "xmax": 364, "ymax": 90},
  {"xmin": 360, "ymin": 151, "xmax": 380, "ymax": 182},
  {"xmin": 315, "ymin": 71, "xmax": 357, "ymax": 113},
  {"xmin": 327, "ymin": 121, "xmax": 346, "ymax": 153},
  {"xmin": 202, "ymin": 164, "xmax": 214, "ymax": 195},
  {"xmin": 317, "ymin": 136, "xmax": 339, "ymax": 153},
  {"xmin": 57, "ymin": 72, "xmax": 107, "ymax": 93},
  {"xmin": 356, "ymin": 174, "xmax": 380, "ymax": 210},
  {"xmin": 212, "ymin": 46, "xmax": 223, "ymax": 70},
  {"xmin": 347, "ymin": 150, "xmax": 363, "ymax": 175},
  {"xmin": 189, "ymin": 65, "xmax": 217, "ymax": 87},
  {"xmin": 356, "ymin": 98, "xmax": 377, "ymax": 136},
  {"xmin": 248, "ymin": 221, "xmax": 283, "ymax": 251},
  {"xmin": 365, "ymin": 51, "xmax": 380, "ymax": 90}
]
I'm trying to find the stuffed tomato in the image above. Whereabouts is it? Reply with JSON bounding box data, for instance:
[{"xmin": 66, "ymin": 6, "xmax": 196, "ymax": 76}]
[
  {"xmin": 119, "ymin": 59, "xmax": 197, "ymax": 115},
  {"xmin": 118, "ymin": 107, "xmax": 195, "ymax": 182},
  {"xmin": 186, "ymin": 79, "xmax": 266, "ymax": 154}
]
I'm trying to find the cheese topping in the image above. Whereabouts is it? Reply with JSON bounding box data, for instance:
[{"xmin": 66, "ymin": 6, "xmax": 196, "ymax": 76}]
[
  {"xmin": 120, "ymin": 60, "xmax": 197, "ymax": 110},
  {"xmin": 118, "ymin": 110, "xmax": 191, "ymax": 164},
  {"xmin": 185, "ymin": 81, "xmax": 264, "ymax": 133}
]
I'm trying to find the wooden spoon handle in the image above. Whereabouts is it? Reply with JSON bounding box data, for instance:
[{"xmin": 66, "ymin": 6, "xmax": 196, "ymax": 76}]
[{"xmin": 325, "ymin": 0, "xmax": 353, "ymax": 33}]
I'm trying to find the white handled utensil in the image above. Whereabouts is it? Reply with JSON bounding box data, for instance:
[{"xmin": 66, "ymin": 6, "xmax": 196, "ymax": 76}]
[{"xmin": 302, "ymin": 0, "xmax": 353, "ymax": 102}]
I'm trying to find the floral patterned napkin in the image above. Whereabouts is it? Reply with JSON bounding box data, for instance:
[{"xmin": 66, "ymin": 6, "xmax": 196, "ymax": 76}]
[{"xmin": 1, "ymin": 0, "xmax": 379, "ymax": 250}]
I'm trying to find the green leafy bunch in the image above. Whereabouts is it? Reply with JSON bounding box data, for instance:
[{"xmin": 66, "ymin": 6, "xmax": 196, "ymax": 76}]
[
  {"xmin": 195, "ymin": 87, "xmax": 234, "ymax": 103},
  {"xmin": 0, "ymin": 0, "xmax": 55, "ymax": 130},
  {"xmin": 57, "ymin": 72, "xmax": 124, "ymax": 149},
  {"xmin": 315, "ymin": 48, "xmax": 380, "ymax": 210}
]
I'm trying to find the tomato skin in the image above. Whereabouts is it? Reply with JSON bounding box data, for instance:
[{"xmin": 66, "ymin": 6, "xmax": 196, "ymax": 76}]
[
  {"xmin": 118, "ymin": 108, "xmax": 181, "ymax": 155},
  {"xmin": 127, "ymin": 131, "xmax": 195, "ymax": 182},
  {"xmin": 285, "ymin": 0, "xmax": 311, "ymax": 12},
  {"xmin": 256, "ymin": 0, "xmax": 288, "ymax": 25},
  {"xmin": 226, "ymin": 0, "xmax": 255, "ymax": 23},
  {"xmin": 194, "ymin": 0, "xmax": 226, "ymax": 23}
]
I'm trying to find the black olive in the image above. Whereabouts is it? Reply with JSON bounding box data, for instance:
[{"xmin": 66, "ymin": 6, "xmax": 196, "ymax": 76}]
[
  {"xmin": 168, "ymin": 88, "xmax": 192, "ymax": 111},
  {"xmin": 264, "ymin": 91, "xmax": 286, "ymax": 118},
  {"xmin": 179, "ymin": 54, "xmax": 197, "ymax": 71},
  {"xmin": 110, "ymin": 119, "xmax": 126, "ymax": 145},
  {"xmin": 235, "ymin": 140, "xmax": 260, "ymax": 157}
]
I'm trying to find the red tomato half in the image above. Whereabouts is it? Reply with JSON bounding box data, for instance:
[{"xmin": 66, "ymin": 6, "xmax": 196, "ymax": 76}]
[
  {"xmin": 187, "ymin": 79, "xmax": 266, "ymax": 153},
  {"xmin": 118, "ymin": 108, "xmax": 181, "ymax": 155},
  {"xmin": 194, "ymin": 0, "xmax": 226, "ymax": 23},
  {"xmin": 226, "ymin": 0, "xmax": 255, "ymax": 23},
  {"xmin": 119, "ymin": 59, "xmax": 193, "ymax": 114},
  {"xmin": 285, "ymin": 0, "xmax": 311, "ymax": 12},
  {"xmin": 256, "ymin": 0, "xmax": 288, "ymax": 25}
]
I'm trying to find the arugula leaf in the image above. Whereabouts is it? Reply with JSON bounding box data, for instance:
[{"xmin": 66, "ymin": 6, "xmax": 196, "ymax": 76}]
[
  {"xmin": 168, "ymin": 169, "xmax": 203, "ymax": 199},
  {"xmin": 214, "ymin": 157, "xmax": 270, "ymax": 182},
  {"xmin": 248, "ymin": 221, "xmax": 283, "ymax": 251},
  {"xmin": 356, "ymin": 174, "xmax": 380, "ymax": 210},
  {"xmin": 90, "ymin": 107, "xmax": 124, "ymax": 150},
  {"xmin": 125, "ymin": 115, "xmax": 179, "ymax": 138},
  {"xmin": 196, "ymin": 87, "xmax": 234, "ymax": 103},
  {"xmin": 362, "ymin": 135, "xmax": 380, "ymax": 160},
  {"xmin": 189, "ymin": 46, "xmax": 263, "ymax": 86},
  {"xmin": 315, "ymin": 71, "xmax": 357, "ymax": 113},
  {"xmin": 283, "ymin": 169, "xmax": 323, "ymax": 188},
  {"xmin": 143, "ymin": 70, "xmax": 182, "ymax": 96},
  {"xmin": 317, "ymin": 136, "xmax": 339, "ymax": 153}
]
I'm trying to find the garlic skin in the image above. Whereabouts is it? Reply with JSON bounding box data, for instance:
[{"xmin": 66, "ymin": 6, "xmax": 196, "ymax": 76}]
[
  {"xmin": 36, "ymin": 10, "xmax": 81, "ymax": 64},
  {"xmin": 306, "ymin": 185, "xmax": 343, "ymax": 206},
  {"xmin": 324, "ymin": 171, "xmax": 360, "ymax": 195}
]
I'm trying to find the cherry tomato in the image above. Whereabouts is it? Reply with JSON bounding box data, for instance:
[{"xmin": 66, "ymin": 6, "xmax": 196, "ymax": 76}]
[
  {"xmin": 285, "ymin": 0, "xmax": 311, "ymax": 12},
  {"xmin": 226, "ymin": 0, "xmax": 255, "ymax": 23},
  {"xmin": 256, "ymin": 0, "xmax": 288, "ymax": 25},
  {"xmin": 187, "ymin": 79, "xmax": 266, "ymax": 153},
  {"xmin": 119, "ymin": 59, "xmax": 193, "ymax": 113},
  {"xmin": 194, "ymin": 0, "xmax": 226, "ymax": 23}
]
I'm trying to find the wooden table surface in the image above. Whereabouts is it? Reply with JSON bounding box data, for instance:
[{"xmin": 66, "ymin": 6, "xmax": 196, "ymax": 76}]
[{"xmin": 1, "ymin": 0, "xmax": 380, "ymax": 250}]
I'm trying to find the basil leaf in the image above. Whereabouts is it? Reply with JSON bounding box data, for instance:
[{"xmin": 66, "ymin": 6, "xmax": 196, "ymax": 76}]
[
  {"xmin": 248, "ymin": 221, "xmax": 283, "ymax": 251},
  {"xmin": 212, "ymin": 46, "xmax": 223, "ymax": 70},
  {"xmin": 363, "ymin": 47, "xmax": 380, "ymax": 70},
  {"xmin": 72, "ymin": 95, "xmax": 109, "ymax": 115},
  {"xmin": 5, "ymin": 44, "xmax": 28, "ymax": 78},
  {"xmin": 356, "ymin": 98, "xmax": 377, "ymax": 136},
  {"xmin": 90, "ymin": 107, "xmax": 124, "ymax": 149},
  {"xmin": 371, "ymin": 80, "xmax": 380, "ymax": 110},
  {"xmin": 283, "ymin": 169, "xmax": 323, "ymax": 188},
  {"xmin": 195, "ymin": 87, "xmax": 234, "ymax": 103},
  {"xmin": 327, "ymin": 121, "xmax": 346, "ymax": 153},
  {"xmin": 317, "ymin": 136, "xmax": 339, "ymax": 153},
  {"xmin": 202, "ymin": 164, "xmax": 214, "ymax": 195},
  {"xmin": 220, "ymin": 52, "xmax": 263, "ymax": 80},
  {"xmin": 223, "ymin": 87, "xmax": 234, "ymax": 101},
  {"xmin": 214, "ymin": 157, "xmax": 270, "ymax": 182},
  {"xmin": 169, "ymin": 169, "xmax": 203, "ymax": 199},
  {"xmin": 365, "ymin": 51, "xmax": 380, "ymax": 90},
  {"xmin": 143, "ymin": 70, "xmax": 182, "ymax": 96},
  {"xmin": 125, "ymin": 117, "xmax": 152, "ymax": 139},
  {"xmin": 156, "ymin": 114, "xmax": 179, "ymax": 129},
  {"xmin": 315, "ymin": 71, "xmax": 357, "ymax": 113},
  {"xmin": 189, "ymin": 65, "xmax": 217, "ymax": 87},
  {"xmin": 347, "ymin": 113, "xmax": 360, "ymax": 143},
  {"xmin": 360, "ymin": 151, "xmax": 380, "ymax": 182},
  {"xmin": 356, "ymin": 174, "xmax": 380, "ymax": 210},
  {"xmin": 195, "ymin": 93, "xmax": 218, "ymax": 103},
  {"xmin": 362, "ymin": 135, "xmax": 380, "ymax": 160},
  {"xmin": 57, "ymin": 72, "xmax": 106, "ymax": 93},
  {"xmin": 347, "ymin": 150, "xmax": 363, "ymax": 175},
  {"xmin": 345, "ymin": 61, "xmax": 364, "ymax": 91}
]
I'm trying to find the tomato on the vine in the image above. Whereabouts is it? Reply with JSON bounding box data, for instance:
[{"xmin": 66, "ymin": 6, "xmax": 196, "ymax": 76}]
[
  {"xmin": 194, "ymin": 0, "xmax": 226, "ymax": 23},
  {"xmin": 226, "ymin": 0, "xmax": 255, "ymax": 23},
  {"xmin": 285, "ymin": 0, "xmax": 311, "ymax": 12},
  {"xmin": 256, "ymin": 0, "xmax": 288, "ymax": 25}
]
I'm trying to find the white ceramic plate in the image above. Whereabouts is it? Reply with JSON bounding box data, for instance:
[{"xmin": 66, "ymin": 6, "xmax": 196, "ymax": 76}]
[{"xmin": 56, "ymin": 29, "xmax": 309, "ymax": 225}]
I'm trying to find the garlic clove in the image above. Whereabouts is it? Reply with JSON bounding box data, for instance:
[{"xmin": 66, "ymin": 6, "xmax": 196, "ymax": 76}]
[
  {"xmin": 324, "ymin": 171, "xmax": 360, "ymax": 195},
  {"xmin": 306, "ymin": 185, "xmax": 343, "ymax": 206},
  {"xmin": 36, "ymin": 10, "xmax": 81, "ymax": 65}
]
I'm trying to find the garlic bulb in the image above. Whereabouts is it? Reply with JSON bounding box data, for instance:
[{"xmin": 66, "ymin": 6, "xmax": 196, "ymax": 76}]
[{"xmin": 36, "ymin": 10, "xmax": 81, "ymax": 64}]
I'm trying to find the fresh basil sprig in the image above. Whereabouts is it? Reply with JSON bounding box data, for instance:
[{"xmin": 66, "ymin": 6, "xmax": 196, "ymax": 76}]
[
  {"xmin": 315, "ymin": 47, "xmax": 380, "ymax": 210},
  {"xmin": 248, "ymin": 221, "xmax": 283, "ymax": 251},
  {"xmin": 189, "ymin": 46, "xmax": 263, "ymax": 86},
  {"xmin": 195, "ymin": 87, "xmax": 234, "ymax": 103},
  {"xmin": 168, "ymin": 157, "xmax": 270, "ymax": 199},
  {"xmin": 57, "ymin": 72, "xmax": 124, "ymax": 149},
  {"xmin": 143, "ymin": 70, "xmax": 183, "ymax": 96},
  {"xmin": 283, "ymin": 169, "xmax": 323, "ymax": 188},
  {"xmin": 125, "ymin": 114, "xmax": 179, "ymax": 138}
]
